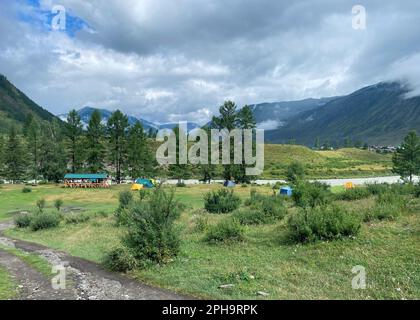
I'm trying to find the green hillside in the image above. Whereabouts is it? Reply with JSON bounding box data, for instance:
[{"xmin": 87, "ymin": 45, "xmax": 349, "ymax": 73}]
[
  {"xmin": 0, "ymin": 74, "xmax": 58, "ymax": 132},
  {"xmin": 262, "ymin": 144, "xmax": 392, "ymax": 179}
]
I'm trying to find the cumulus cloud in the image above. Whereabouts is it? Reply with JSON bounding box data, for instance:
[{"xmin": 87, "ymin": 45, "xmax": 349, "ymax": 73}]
[{"xmin": 0, "ymin": 0, "xmax": 419, "ymax": 124}]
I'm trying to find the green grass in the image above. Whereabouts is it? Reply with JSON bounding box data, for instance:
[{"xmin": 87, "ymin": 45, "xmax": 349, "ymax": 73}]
[
  {"xmin": 2, "ymin": 184, "xmax": 419, "ymax": 299},
  {"xmin": 261, "ymin": 145, "xmax": 392, "ymax": 179},
  {"xmin": 0, "ymin": 245, "xmax": 52, "ymax": 278},
  {"xmin": 0, "ymin": 266, "xmax": 17, "ymax": 300}
]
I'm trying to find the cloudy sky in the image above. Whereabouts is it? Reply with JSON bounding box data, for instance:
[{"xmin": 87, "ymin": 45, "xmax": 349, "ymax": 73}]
[{"xmin": 1, "ymin": 0, "xmax": 420, "ymax": 125}]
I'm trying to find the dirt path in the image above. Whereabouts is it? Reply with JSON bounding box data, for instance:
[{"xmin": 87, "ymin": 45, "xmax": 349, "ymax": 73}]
[{"xmin": 0, "ymin": 220, "xmax": 190, "ymax": 300}]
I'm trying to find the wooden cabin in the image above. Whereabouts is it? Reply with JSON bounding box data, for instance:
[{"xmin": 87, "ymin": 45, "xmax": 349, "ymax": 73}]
[{"xmin": 63, "ymin": 173, "xmax": 111, "ymax": 188}]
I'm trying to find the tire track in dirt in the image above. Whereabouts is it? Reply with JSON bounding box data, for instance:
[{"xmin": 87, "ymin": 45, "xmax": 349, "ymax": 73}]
[{"xmin": 0, "ymin": 220, "xmax": 191, "ymax": 300}]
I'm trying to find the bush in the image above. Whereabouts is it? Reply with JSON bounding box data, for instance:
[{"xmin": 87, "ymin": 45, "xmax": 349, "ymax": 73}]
[
  {"xmin": 204, "ymin": 218, "xmax": 244, "ymax": 244},
  {"xmin": 335, "ymin": 187, "xmax": 371, "ymax": 201},
  {"xmin": 415, "ymin": 184, "xmax": 420, "ymax": 198},
  {"xmin": 36, "ymin": 198, "xmax": 46, "ymax": 212},
  {"xmin": 364, "ymin": 204, "xmax": 401, "ymax": 222},
  {"xmin": 64, "ymin": 212, "xmax": 91, "ymax": 224},
  {"xmin": 193, "ymin": 214, "xmax": 209, "ymax": 232},
  {"xmin": 293, "ymin": 182, "xmax": 333, "ymax": 208},
  {"xmin": 123, "ymin": 188, "xmax": 182, "ymax": 265},
  {"xmin": 103, "ymin": 247, "xmax": 138, "ymax": 272},
  {"xmin": 363, "ymin": 191, "xmax": 405, "ymax": 222},
  {"xmin": 389, "ymin": 183, "xmax": 416, "ymax": 196},
  {"xmin": 22, "ymin": 187, "xmax": 32, "ymax": 193},
  {"xmin": 287, "ymin": 205, "xmax": 361, "ymax": 243},
  {"xmin": 54, "ymin": 199, "xmax": 64, "ymax": 211},
  {"xmin": 115, "ymin": 191, "xmax": 135, "ymax": 225},
  {"xmin": 286, "ymin": 161, "xmax": 306, "ymax": 184},
  {"xmin": 233, "ymin": 209, "xmax": 268, "ymax": 225},
  {"xmin": 239, "ymin": 191, "xmax": 287, "ymax": 225},
  {"xmin": 204, "ymin": 189, "xmax": 241, "ymax": 214},
  {"xmin": 377, "ymin": 191, "xmax": 405, "ymax": 207},
  {"xmin": 366, "ymin": 183, "xmax": 390, "ymax": 196},
  {"xmin": 30, "ymin": 212, "xmax": 60, "ymax": 231},
  {"xmin": 15, "ymin": 214, "xmax": 32, "ymax": 228},
  {"xmin": 118, "ymin": 191, "xmax": 134, "ymax": 209},
  {"xmin": 176, "ymin": 181, "xmax": 186, "ymax": 187}
]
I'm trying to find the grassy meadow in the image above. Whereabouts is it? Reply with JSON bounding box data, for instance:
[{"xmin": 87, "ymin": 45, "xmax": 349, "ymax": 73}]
[
  {"xmin": 1, "ymin": 183, "xmax": 419, "ymax": 299},
  {"xmin": 262, "ymin": 145, "xmax": 392, "ymax": 179}
]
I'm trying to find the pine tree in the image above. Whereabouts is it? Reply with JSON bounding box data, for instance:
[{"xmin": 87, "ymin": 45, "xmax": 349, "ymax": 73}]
[
  {"xmin": 127, "ymin": 121, "xmax": 155, "ymax": 178},
  {"xmin": 65, "ymin": 110, "xmax": 84, "ymax": 173},
  {"xmin": 392, "ymin": 131, "xmax": 420, "ymax": 183},
  {"xmin": 24, "ymin": 116, "xmax": 41, "ymax": 180},
  {"xmin": 211, "ymin": 101, "xmax": 239, "ymax": 181},
  {"xmin": 168, "ymin": 126, "xmax": 192, "ymax": 183},
  {"xmin": 235, "ymin": 105, "xmax": 257, "ymax": 183},
  {"xmin": 86, "ymin": 110, "xmax": 106, "ymax": 173},
  {"xmin": 4, "ymin": 126, "xmax": 28, "ymax": 182},
  {"xmin": 198, "ymin": 127, "xmax": 216, "ymax": 183},
  {"xmin": 39, "ymin": 120, "xmax": 67, "ymax": 182},
  {"xmin": 107, "ymin": 110, "xmax": 129, "ymax": 183}
]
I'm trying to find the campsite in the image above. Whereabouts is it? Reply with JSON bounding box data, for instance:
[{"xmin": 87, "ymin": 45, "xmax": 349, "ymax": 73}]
[{"xmin": 0, "ymin": 177, "xmax": 418, "ymax": 299}]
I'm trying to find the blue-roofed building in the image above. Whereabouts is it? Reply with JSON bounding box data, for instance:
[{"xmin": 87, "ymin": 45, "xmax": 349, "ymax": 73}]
[{"xmin": 63, "ymin": 173, "xmax": 110, "ymax": 188}]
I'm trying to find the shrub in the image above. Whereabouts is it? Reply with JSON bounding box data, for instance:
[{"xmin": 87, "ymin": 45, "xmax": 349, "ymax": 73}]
[
  {"xmin": 54, "ymin": 199, "xmax": 63, "ymax": 211},
  {"xmin": 193, "ymin": 214, "xmax": 209, "ymax": 232},
  {"xmin": 95, "ymin": 210, "xmax": 109, "ymax": 218},
  {"xmin": 377, "ymin": 191, "xmax": 405, "ymax": 207},
  {"xmin": 204, "ymin": 189, "xmax": 241, "ymax": 214},
  {"xmin": 123, "ymin": 188, "xmax": 182, "ymax": 265},
  {"xmin": 30, "ymin": 212, "xmax": 60, "ymax": 231},
  {"xmin": 366, "ymin": 183, "xmax": 390, "ymax": 196},
  {"xmin": 204, "ymin": 218, "xmax": 244, "ymax": 244},
  {"xmin": 287, "ymin": 205, "xmax": 361, "ymax": 243},
  {"xmin": 364, "ymin": 191, "xmax": 405, "ymax": 222},
  {"xmin": 22, "ymin": 187, "xmax": 32, "ymax": 193},
  {"xmin": 103, "ymin": 247, "xmax": 138, "ymax": 272},
  {"xmin": 115, "ymin": 191, "xmax": 134, "ymax": 225},
  {"xmin": 118, "ymin": 191, "xmax": 134, "ymax": 209},
  {"xmin": 15, "ymin": 214, "xmax": 32, "ymax": 228},
  {"xmin": 364, "ymin": 204, "xmax": 401, "ymax": 222},
  {"xmin": 335, "ymin": 187, "xmax": 371, "ymax": 201},
  {"xmin": 64, "ymin": 212, "xmax": 91, "ymax": 224},
  {"xmin": 293, "ymin": 182, "xmax": 333, "ymax": 208},
  {"xmin": 176, "ymin": 181, "xmax": 186, "ymax": 187},
  {"xmin": 415, "ymin": 184, "xmax": 420, "ymax": 198},
  {"xmin": 286, "ymin": 161, "xmax": 306, "ymax": 184},
  {"xmin": 36, "ymin": 198, "xmax": 46, "ymax": 212},
  {"xmin": 389, "ymin": 183, "xmax": 416, "ymax": 196},
  {"xmin": 233, "ymin": 209, "xmax": 268, "ymax": 225},
  {"xmin": 138, "ymin": 189, "xmax": 150, "ymax": 201}
]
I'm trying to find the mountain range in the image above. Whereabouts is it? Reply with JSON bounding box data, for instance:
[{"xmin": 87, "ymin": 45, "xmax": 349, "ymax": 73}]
[
  {"xmin": 58, "ymin": 107, "xmax": 200, "ymax": 132},
  {"xmin": 0, "ymin": 73, "xmax": 419, "ymax": 145},
  {"xmin": 265, "ymin": 82, "xmax": 420, "ymax": 145}
]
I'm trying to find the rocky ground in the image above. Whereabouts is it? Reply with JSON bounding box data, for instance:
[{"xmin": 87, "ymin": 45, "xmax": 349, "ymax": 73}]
[{"xmin": 0, "ymin": 220, "xmax": 189, "ymax": 300}]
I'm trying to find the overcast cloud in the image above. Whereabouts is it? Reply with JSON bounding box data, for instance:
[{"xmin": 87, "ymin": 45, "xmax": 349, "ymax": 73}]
[{"xmin": 0, "ymin": 0, "xmax": 419, "ymax": 124}]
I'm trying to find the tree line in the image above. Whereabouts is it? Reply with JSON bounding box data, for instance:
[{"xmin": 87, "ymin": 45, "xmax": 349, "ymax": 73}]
[
  {"xmin": 0, "ymin": 102, "xmax": 258, "ymax": 184},
  {"xmin": 0, "ymin": 109, "xmax": 155, "ymax": 183}
]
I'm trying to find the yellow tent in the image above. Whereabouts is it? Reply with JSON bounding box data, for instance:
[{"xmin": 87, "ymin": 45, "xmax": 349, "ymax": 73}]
[
  {"xmin": 131, "ymin": 183, "xmax": 144, "ymax": 191},
  {"xmin": 344, "ymin": 182, "xmax": 355, "ymax": 189}
]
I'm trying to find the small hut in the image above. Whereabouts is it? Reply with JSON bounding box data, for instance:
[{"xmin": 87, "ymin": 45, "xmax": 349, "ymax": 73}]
[{"xmin": 64, "ymin": 174, "xmax": 110, "ymax": 188}]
